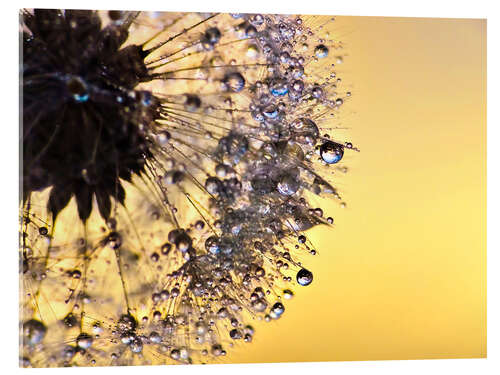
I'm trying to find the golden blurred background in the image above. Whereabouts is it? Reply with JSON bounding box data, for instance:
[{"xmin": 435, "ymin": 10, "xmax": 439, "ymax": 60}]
[{"xmin": 227, "ymin": 15, "xmax": 486, "ymax": 363}]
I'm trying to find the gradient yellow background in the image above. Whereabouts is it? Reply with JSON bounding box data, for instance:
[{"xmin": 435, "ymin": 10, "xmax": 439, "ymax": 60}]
[{"xmin": 227, "ymin": 15, "xmax": 486, "ymax": 363}]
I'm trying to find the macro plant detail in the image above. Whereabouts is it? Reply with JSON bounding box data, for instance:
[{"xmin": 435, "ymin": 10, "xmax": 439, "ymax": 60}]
[{"xmin": 20, "ymin": 9, "xmax": 356, "ymax": 367}]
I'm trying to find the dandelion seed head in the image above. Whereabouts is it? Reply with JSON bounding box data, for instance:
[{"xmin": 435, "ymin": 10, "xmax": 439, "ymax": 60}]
[{"xmin": 21, "ymin": 9, "xmax": 356, "ymax": 367}]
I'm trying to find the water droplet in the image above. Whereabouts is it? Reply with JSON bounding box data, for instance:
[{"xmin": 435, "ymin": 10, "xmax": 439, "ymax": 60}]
[
  {"xmin": 149, "ymin": 331, "xmax": 161, "ymax": 344},
  {"xmin": 277, "ymin": 173, "xmax": 299, "ymax": 196},
  {"xmin": 263, "ymin": 105, "xmax": 278, "ymax": 119},
  {"xmin": 251, "ymin": 298, "xmax": 268, "ymax": 312},
  {"xmin": 320, "ymin": 141, "xmax": 344, "ymax": 164},
  {"xmin": 245, "ymin": 25, "xmax": 257, "ymax": 38},
  {"xmin": 174, "ymin": 231, "xmax": 192, "ymax": 252},
  {"xmin": 312, "ymin": 85, "xmax": 323, "ymax": 98},
  {"xmin": 163, "ymin": 170, "xmax": 184, "ymax": 184},
  {"xmin": 246, "ymin": 44, "xmax": 259, "ymax": 57},
  {"xmin": 291, "ymin": 118, "xmax": 319, "ymax": 145},
  {"xmin": 76, "ymin": 332, "xmax": 93, "ymax": 349},
  {"xmin": 280, "ymin": 51, "xmax": 290, "ymax": 63},
  {"xmin": 205, "ymin": 236, "xmax": 220, "ymax": 255},
  {"xmin": 161, "ymin": 242, "xmax": 172, "ymax": 255},
  {"xmin": 71, "ymin": 270, "xmax": 81, "ymax": 279},
  {"xmin": 315, "ymin": 44, "xmax": 329, "ymax": 58},
  {"xmin": 106, "ymin": 10, "xmax": 124, "ymax": 21},
  {"xmin": 211, "ymin": 344, "xmax": 223, "ymax": 356},
  {"xmin": 283, "ymin": 289, "xmax": 294, "ymax": 299},
  {"xmin": 184, "ymin": 94, "xmax": 201, "ymax": 112},
  {"xmin": 117, "ymin": 314, "xmax": 137, "ymax": 332},
  {"xmin": 291, "ymin": 80, "xmax": 304, "ymax": 93},
  {"xmin": 270, "ymin": 80, "xmax": 288, "ymax": 97},
  {"xmin": 255, "ymin": 267, "xmax": 265, "ymax": 277},
  {"xmin": 205, "ymin": 176, "xmax": 222, "ymax": 195},
  {"xmin": 223, "ymin": 72, "xmax": 245, "ymax": 92},
  {"xmin": 252, "ymin": 14, "xmax": 264, "ymax": 26},
  {"xmin": 204, "ymin": 27, "xmax": 221, "ymax": 44},
  {"xmin": 130, "ymin": 336, "xmax": 143, "ymax": 353},
  {"xmin": 66, "ymin": 76, "xmax": 89, "ymax": 102},
  {"xmin": 297, "ymin": 268, "xmax": 313, "ymax": 286},
  {"xmin": 23, "ymin": 319, "xmax": 46, "ymax": 345},
  {"xmin": 63, "ymin": 313, "xmax": 77, "ymax": 328},
  {"xmin": 215, "ymin": 163, "xmax": 228, "ymax": 177},
  {"xmin": 170, "ymin": 349, "xmax": 181, "ymax": 360},
  {"xmin": 106, "ymin": 232, "xmax": 122, "ymax": 250},
  {"xmin": 270, "ymin": 302, "xmax": 285, "ymax": 319},
  {"xmin": 229, "ymin": 329, "xmax": 242, "ymax": 339}
]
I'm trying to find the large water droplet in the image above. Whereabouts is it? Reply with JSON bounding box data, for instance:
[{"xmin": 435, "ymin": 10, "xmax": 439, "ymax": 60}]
[
  {"xmin": 277, "ymin": 173, "xmax": 299, "ymax": 196},
  {"xmin": 297, "ymin": 268, "xmax": 313, "ymax": 286},
  {"xmin": 23, "ymin": 319, "xmax": 47, "ymax": 345},
  {"xmin": 320, "ymin": 141, "xmax": 344, "ymax": 164},
  {"xmin": 291, "ymin": 118, "xmax": 319, "ymax": 145}
]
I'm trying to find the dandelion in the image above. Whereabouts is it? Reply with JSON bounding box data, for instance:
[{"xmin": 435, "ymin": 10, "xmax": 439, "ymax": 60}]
[{"xmin": 20, "ymin": 9, "xmax": 357, "ymax": 367}]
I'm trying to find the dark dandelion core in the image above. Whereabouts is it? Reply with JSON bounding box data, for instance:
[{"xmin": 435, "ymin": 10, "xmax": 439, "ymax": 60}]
[
  {"xmin": 22, "ymin": 9, "xmax": 158, "ymax": 221},
  {"xmin": 20, "ymin": 9, "xmax": 357, "ymax": 367}
]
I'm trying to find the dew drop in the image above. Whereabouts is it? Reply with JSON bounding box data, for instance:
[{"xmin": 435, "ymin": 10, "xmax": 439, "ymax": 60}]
[
  {"xmin": 320, "ymin": 141, "xmax": 344, "ymax": 164},
  {"xmin": 297, "ymin": 268, "xmax": 313, "ymax": 286},
  {"xmin": 270, "ymin": 302, "xmax": 285, "ymax": 319},
  {"xmin": 277, "ymin": 173, "xmax": 299, "ymax": 196},
  {"xmin": 205, "ymin": 236, "xmax": 220, "ymax": 255},
  {"xmin": 130, "ymin": 337, "xmax": 143, "ymax": 353},
  {"xmin": 291, "ymin": 118, "xmax": 319, "ymax": 145},
  {"xmin": 204, "ymin": 27, "xmax": 221, "ymax": 45},
  {"xmin": 108, "ymin": 10, "xmax": 125, "ymax": 21},
  {"xmin": 184, "ymin": 94, "xmax": 201, "ymax": 112},
  {"xmin": 311, "ymin": 85, "xmax": 323, "ymax": 98},
  {"xmin": 23, "ymin": 319, "xmax": 46, "ymax": 345},
  {"xmin": 76, "ymin": 332, "xmax": 93, "ymax": 349},
  {"xmin": 283, "ymin": 289, "xmax": 294, "ymax": 299},
  {"xmin": 229, "ymin": 329, "xmax": 242, "ymax": 340},
  {"xmin": 270, "ymin": 80, "xmax": 288, "ymax": 97},
  {"xmin": 223, "ymin": 72, "xmax": 245, "ymax": 92},
  {"xmin": 315, "ymin": 44, "xmax": 329, "ymax": 58},
  {"xmin": 66, "ymin": 76, "xmax": 89, "ymax": 102},
  {"xmin": 247, "ymin": 44, "xmax": 259, "ymax": 57}
]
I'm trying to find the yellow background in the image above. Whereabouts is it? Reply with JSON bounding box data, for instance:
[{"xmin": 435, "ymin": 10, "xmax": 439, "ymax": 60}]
[{"xmin": 228, "ymin": 15, "xmax": 487, "ymax": 363}]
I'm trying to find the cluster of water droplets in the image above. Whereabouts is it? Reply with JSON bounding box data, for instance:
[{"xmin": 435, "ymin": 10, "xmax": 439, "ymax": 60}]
[{"xmin": 20, "ymin": 10, "xmax": 356, "ymax": 367}]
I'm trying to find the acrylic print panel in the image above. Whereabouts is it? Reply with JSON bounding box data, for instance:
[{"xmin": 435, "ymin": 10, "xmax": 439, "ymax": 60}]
[{"xmin": 19, "ymin": 9, "xmax": 486, "ymax": 367}]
